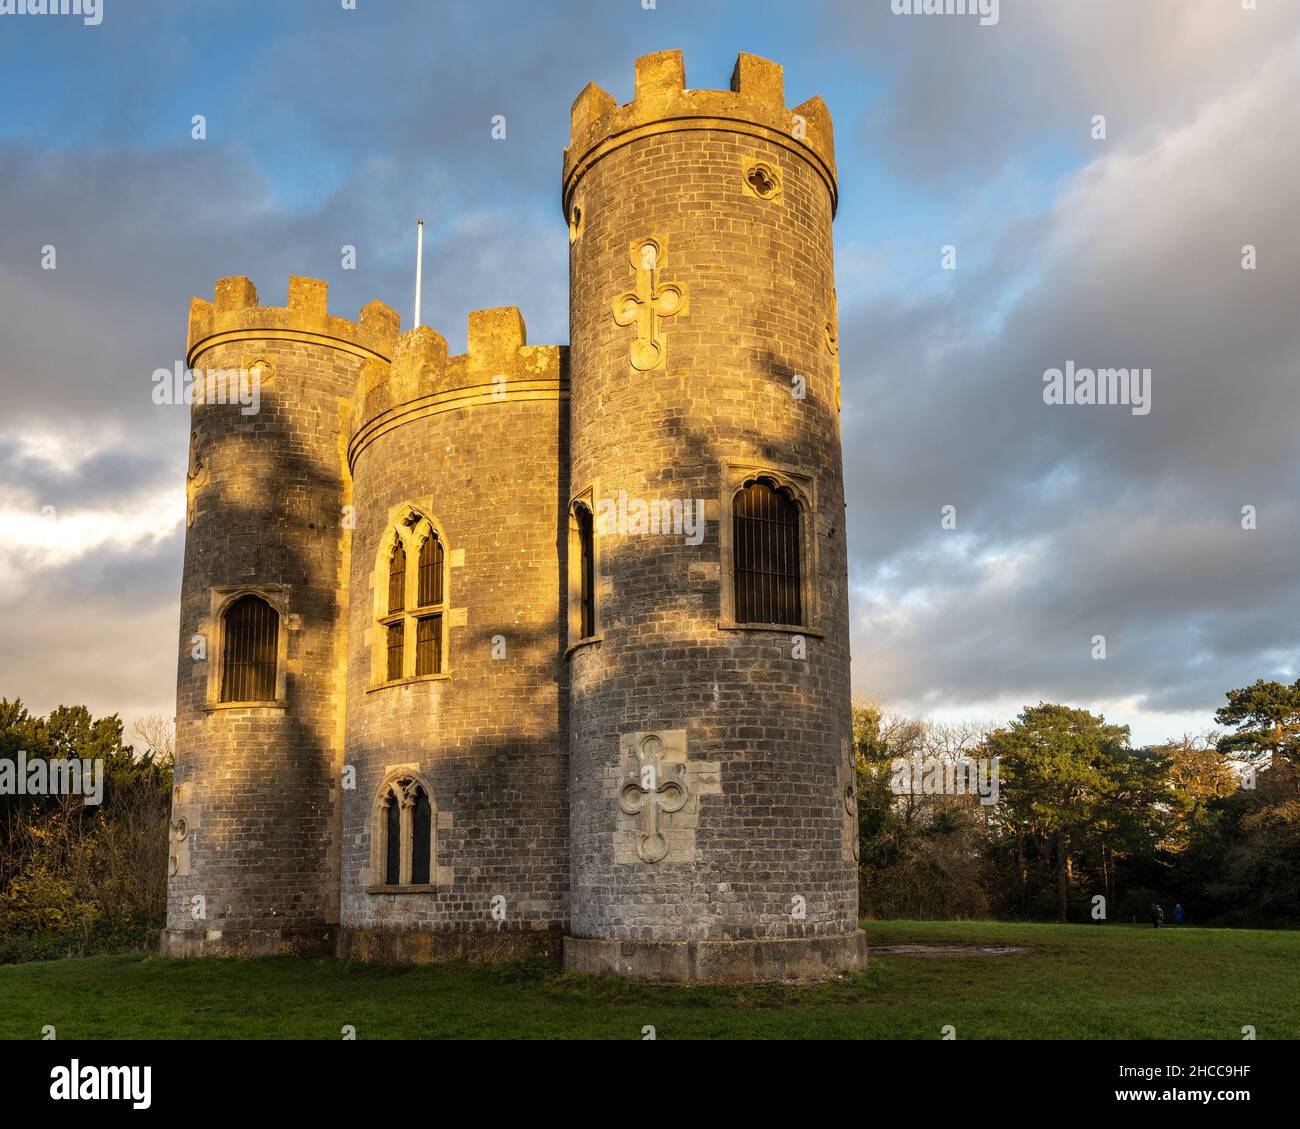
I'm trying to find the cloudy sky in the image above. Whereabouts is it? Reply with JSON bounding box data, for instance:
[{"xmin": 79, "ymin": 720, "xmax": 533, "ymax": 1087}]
[{"xmin": 0, "ymin": 0, "xmax": 1296, "ymax": 745}]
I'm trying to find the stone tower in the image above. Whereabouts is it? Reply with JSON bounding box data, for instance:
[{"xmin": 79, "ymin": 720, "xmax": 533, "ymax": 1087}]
[
  {"xmin": 162, "ymin": 49, "xmax": 863, "ymax": 982},
  {"xmin": 336, "ymin": 310, "xmax": 570, "ymax": 961},
  {"xmin": 162, "ymin": 278, "xmax": 398, "ymax": 957},
  {"xmin": 562, "ymin": 51, "xmax": 864, "ymax": 980}
]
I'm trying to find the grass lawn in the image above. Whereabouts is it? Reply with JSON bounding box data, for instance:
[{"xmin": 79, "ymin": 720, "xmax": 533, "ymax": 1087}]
[{"xmin": 0, "ymin": 920, "xmax": 1295, "ymax": 1040}]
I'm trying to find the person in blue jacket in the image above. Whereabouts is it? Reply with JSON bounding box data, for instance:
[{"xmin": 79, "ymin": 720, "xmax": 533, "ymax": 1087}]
[{"xmin": 1174, "ymin": 903, "xmax": 1184, "ymax": 925}]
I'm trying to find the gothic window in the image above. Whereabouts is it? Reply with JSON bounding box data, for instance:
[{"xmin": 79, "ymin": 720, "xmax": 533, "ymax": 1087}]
[
  {"xmin": 743, "ymin": 160, "xmax": 782, "ymax": 202},
  {"xmin": 415, "ymin": 615, "xmax": 439, "ymax": 677},
  {"xmin": 411, "ymin": 788, "xmax": 432, "ymax": 885},
  {"xmin": 219, "ymin": 594, "xmax": 279, "ymax": 702},
  {"xmin": 388, "ymin": 543, "xmax": 406, "ymax": 614},
  {"xmin": 383, "ymin": 792, "xmax": 401, "ymax": 885},
  {"xmin": 386, "ymin": 621, "xmax": 405, "ymax": 683},
  {"xmin": 733, "ymin": 478, "xmax": 803, "ymax": 626},
  {"xmin": 376, "ymin": 513, "xmax": 449, "ymax": 685},
  {"xmin": 414, "ymin": 534, "xmax": 444, "ymax": 676},
  {"xmin": 567, "ymin": 492, "xmax": 598, "ymax": 647},
  {"xmin": 417, "ymin": 533, "xmax": 443, "ymax": 606},
  {"xmin": 577, "ymin": 504, "xmax": 596, "ymax": 639},
  {"xmin": 374, "ymin": 775, "xmax": 436, "ymax": 889}
]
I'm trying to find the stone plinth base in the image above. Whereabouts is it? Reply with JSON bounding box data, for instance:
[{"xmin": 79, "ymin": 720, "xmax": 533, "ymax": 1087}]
[
  {"xmin": 564, "ymin": 930, "xmax": 868, "ymax": 984},
  {"xmin": 161, "ymin": 926, "xmax": 863, "ymax": 980},
  {"xmin": 159, "ymin": 926, "xmax": 335, "ymax": 959},
  {"xmin": 336, "ymin": 927, "xmax": 564, "ymax": 965}
]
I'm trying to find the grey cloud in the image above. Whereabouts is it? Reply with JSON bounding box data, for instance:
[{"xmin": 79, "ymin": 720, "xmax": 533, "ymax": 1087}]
[
  {"xmin": 842, "ymin": 22, "xmax": 1300, "ymax": 727},
  {"xmin": 825, "ymin": 0, "xmax": 1291, "ymax": 187},
  {"xmin": 3, "ymin": 0, "xmax": 1299, "ymax": 742},
  {"xmin": 0, "ymin": 439, "xmax": 175, "ymax": 511}
]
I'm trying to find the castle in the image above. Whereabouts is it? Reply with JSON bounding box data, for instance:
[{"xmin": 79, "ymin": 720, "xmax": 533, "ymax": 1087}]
[{"xmin": 162, "ymin": 49, "xmax": 866, "ymax": 983}]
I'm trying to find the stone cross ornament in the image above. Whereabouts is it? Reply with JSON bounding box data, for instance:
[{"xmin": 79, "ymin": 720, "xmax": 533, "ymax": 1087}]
[
  {"xmin": 612, "ymin": 237, "xmax": 687, "ymax": 372},
  {"xmin": 618, "ymin": 733, "xmax": 688, "ymax": 863}
]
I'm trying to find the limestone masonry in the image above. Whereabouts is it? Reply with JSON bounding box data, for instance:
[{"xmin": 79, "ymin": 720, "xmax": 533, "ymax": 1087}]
[{"xmin": 162, "ymin": 50, "xmax": 866, "ymax": 983}]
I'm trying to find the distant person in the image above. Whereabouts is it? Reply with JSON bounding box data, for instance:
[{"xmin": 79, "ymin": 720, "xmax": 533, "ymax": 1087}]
[
  {"xmin": 1174, "ymin": 903, "xmax": 1184, "ymax": 926},
  {"xmin": 1150, "ymin": 902, "xmax": 1162, "ymax": 929}
]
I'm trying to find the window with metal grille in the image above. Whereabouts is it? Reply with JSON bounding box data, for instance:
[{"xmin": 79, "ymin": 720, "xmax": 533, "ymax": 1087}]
[
  {"xmin": 386, "ymin": 620, "xmax": 404, "ymax": 682},
  {"xmin": 417, "ymin": 534, "xmax": 443, "ymax": 608},
  {"xmin": 388, "ymin": 542, "xmax": 406, "ymax": 614},
  {"xmin": 415, "ymin": 615, "xmax": 441, "ymax": 677},
  {"xmin": 378, "ymin": 520, "xmax": 449, "ymax": 685},
  {"xmin": 413, "ymin": 534, "xmax": 444, "ymax": 675},
  {"xmin": 219, "ymin": 594, "xmax": 279, "ymax": 702},
  {"xmin": 733, "ymin": 479, "xmax": 802, "ymax": 626},
  {"xmin": 576, "ymin": 504, "xmax": 595, "ymax": 638}
]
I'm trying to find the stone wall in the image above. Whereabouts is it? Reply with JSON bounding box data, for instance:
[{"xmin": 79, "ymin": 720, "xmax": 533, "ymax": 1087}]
[
  {"xmin": 163, "ymin": 277, "xmax": 397, "ymax": 957},
  {"xmin": 339, "ymin": 309, "xmax": 570, "ymax": 944}
]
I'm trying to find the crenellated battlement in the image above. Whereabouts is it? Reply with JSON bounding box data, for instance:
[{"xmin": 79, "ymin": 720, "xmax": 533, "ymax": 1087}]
[
  {"xmin": 186, "ymin": 275, "xmax": 400, "ymax": 367},
  {"xmin": 347, "ymin": 306, "xmax": 567, "ymax": 471},
  {"xmin": 562, "ymin": 50, "xmax": 837, "ymax": 217}
]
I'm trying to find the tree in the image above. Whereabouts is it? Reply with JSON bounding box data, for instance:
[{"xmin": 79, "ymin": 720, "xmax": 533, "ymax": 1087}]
[
  {"xmin": 1198, "ymin": 759, "xmax": 1300, "ymax": 925},
  {"xmin": 1214, "ymin": 679, "xmax": 1300, "ymax": 770},
  {"xmin": 1151, "ymin": 733, "xmax": 1238, "ymax": 854},
  {"xmin": 132, "ymin": 715, "xmax": 175, "ymax": 764},
  {"xmin": 851, "ymin": 701, "xmax": 992, "ymax": 920},
  {"xmin": 0, "ymin": 699, "xmax": 172, "ymax": 960},
  {"xmin": 985, "ymin": 704, "xmax": 1137, "ymax": 923}
]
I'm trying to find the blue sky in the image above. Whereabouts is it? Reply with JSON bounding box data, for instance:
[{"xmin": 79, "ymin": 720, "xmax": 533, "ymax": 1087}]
[{"xmin": 1, "ymin": 0, "xmax": 1298, "ymax": 745}]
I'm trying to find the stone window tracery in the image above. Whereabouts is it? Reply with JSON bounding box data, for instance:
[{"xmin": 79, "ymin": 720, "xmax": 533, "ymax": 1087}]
[
  {"xmin": 374, "ymin": 508, "xmax": 450, "ymax": 685},
  {"xmin": 372, "ymin": 773, "xmax": 436, "ymax": 890}
]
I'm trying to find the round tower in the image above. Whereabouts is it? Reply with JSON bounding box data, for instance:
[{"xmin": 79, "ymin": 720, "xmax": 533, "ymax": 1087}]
[
  {"xmin": 162, "ymin": 276, "xmax": 398, "ymax": 957},
  {"xmin": 562, "ymin": 51, "xmax": 865, "ymax": 981},
  {"xmin": 337, "ymin": 310, "xmax": 570, "ymax": 961}
]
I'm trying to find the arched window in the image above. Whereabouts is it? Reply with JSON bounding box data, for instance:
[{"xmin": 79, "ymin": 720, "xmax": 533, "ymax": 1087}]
[
  {"xmin": 383, "ymin": 792, "xmax": 401, "ymax": 886},
  {"xmin": 414, "ymin": 534, "xmax": 444, "ymax": 676},
  {"xmin": 388, "ymin": 543, "xmax": 406, "ymax": 614},
  {"xmin": 733, "ymin": 478, "xmax": 802, "ymax": 626},
  {"xmin": 566, "ymin": 490, "xmax": 599, "ymax": 648},
  {"xmin": 376, "ymin": 514, "xmax": 449, "ymax": 685},
  {"xmin": 219, "ymin": 594, "xmax": 279, "ymax": 702},
  {"xmin": 411, "ymin": 788, "xmax": 432, "ymax": 885},
  {"xmin": 385, "ymin": 543, "xmax": 406, "ymax": 681},
  {"xmin": 418, "ymin": 534, "xmax": 443, "ymax": 607},
  {"xmin": 576, "ymin": 503, "xmax": 596, "ymax": 639},
  {"xmin": 374, "ymin": 776, "xmax": 436, "ymax": 889}
]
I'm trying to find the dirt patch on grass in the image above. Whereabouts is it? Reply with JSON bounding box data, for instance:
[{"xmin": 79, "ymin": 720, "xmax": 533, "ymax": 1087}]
[{"xmin": 872, "ymin": 944, "xmax": 1030, "ymax": 957}]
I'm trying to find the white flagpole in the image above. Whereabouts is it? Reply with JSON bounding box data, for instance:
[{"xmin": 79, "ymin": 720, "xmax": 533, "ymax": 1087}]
[{"xmin": 414, "ymin": 218, "xmax": 424, "ymax": 329}]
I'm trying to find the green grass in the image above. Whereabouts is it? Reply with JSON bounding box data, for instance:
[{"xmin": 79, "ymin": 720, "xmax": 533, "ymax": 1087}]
[{"xmin": 0, "ymin": 920, "xmax": 1295, "ymax": 1039}]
